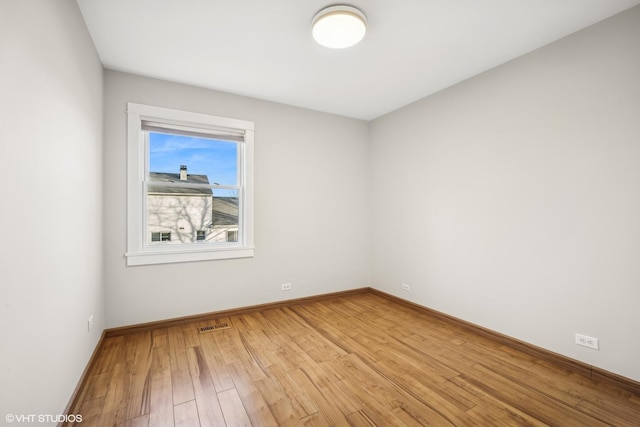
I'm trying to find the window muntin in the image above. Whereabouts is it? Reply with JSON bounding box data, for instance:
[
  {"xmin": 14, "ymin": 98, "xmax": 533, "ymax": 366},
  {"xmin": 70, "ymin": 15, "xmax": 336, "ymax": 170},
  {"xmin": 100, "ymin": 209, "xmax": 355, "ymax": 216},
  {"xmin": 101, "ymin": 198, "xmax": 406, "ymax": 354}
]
[{"xmin": 126, "ymin": 103, "xmax": 254, "ymax": 266}]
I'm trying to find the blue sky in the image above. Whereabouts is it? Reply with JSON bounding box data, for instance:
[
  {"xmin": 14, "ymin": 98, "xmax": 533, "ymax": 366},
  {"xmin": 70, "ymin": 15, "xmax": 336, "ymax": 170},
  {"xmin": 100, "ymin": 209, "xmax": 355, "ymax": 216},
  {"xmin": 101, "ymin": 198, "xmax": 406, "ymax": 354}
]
[{"xmin": 149, "ymin": 132, "xmax": 238, "ymax": 186}]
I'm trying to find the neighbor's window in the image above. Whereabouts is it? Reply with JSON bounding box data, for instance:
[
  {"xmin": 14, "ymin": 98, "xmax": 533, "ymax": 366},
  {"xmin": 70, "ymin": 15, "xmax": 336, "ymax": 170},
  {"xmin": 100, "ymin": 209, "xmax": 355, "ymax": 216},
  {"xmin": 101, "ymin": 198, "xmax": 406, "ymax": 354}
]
[
  {"xmin": 126, "ymin": 103, "xmax": 254, "ymax": 266},
  {"xmin": 151, "ymin": 231, "xmax": 171, "ymax": 242}
]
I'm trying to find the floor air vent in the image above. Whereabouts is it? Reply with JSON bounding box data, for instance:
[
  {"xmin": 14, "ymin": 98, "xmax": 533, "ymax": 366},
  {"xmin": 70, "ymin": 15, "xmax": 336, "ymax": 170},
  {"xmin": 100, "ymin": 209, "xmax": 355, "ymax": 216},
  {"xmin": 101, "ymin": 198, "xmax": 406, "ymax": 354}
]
[{"xmin": 199, "ymin": 323, "xmax": 231, "ymax": 334}]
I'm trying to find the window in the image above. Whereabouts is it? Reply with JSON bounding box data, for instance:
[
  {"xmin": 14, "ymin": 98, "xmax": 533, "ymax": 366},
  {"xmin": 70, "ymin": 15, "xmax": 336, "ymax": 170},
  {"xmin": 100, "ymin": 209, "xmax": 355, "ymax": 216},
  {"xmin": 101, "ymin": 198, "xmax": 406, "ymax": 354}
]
[
  {"xmin": 126, "ymin": 103, "xmax": 254, "ymax": 266},
  {"xmin": 151, "ymin": 232, "xmax": 171, "ymax": 242}
]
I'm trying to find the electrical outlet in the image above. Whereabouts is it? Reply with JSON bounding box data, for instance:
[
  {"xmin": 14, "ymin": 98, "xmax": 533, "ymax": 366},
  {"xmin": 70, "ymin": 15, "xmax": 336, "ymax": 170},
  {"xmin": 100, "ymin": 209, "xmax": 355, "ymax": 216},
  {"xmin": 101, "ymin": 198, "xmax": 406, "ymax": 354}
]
[
  {"xmin": 401, "ymin": 283, "xmax": 411, "ymax": 291},
  {"xmin": 88, "ymin": 315, "xmax": 94, "ymax": 332},
  {"xmin": 575, "ymin": 333, "xmax": 599, "ymax": 350},
  {"xmin": 281, "ymin": 283, "xmax": 292, "ymax": 291}
]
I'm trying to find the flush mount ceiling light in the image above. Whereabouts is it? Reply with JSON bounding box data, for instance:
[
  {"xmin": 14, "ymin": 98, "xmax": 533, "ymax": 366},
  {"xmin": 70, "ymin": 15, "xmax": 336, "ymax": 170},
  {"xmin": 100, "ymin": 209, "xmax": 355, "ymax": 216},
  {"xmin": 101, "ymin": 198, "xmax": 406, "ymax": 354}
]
[{"xmin": 312, "ymin": 5, "xmax": 367, "ymax": 49}]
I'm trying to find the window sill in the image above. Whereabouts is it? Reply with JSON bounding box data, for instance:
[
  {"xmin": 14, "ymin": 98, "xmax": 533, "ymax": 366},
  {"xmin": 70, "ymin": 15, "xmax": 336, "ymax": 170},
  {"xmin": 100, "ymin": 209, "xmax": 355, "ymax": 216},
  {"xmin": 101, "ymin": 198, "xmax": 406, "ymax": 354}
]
[{"xmin": 126, "ymin": 247, "xmax": 254, "ymax": 266}]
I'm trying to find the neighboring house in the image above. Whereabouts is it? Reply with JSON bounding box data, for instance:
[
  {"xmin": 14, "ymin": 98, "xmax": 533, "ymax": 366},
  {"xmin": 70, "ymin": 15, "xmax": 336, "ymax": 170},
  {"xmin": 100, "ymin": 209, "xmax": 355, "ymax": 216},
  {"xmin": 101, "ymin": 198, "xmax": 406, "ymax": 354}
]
[
  {"xmin": 147, "ymin": 165, "xmax": 238, "ymax": 244},
  {"xmin": 210, "ymin": 197, "xmax": 239, "ymax": 242}
]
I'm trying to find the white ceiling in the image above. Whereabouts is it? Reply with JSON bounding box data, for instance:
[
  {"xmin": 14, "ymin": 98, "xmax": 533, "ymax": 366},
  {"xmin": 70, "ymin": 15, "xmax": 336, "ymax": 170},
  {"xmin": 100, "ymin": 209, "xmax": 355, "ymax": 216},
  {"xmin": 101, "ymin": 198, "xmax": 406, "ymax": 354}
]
[{"xmin": 76, "ymin": 0, "xmax": 640, "ymax": 120}]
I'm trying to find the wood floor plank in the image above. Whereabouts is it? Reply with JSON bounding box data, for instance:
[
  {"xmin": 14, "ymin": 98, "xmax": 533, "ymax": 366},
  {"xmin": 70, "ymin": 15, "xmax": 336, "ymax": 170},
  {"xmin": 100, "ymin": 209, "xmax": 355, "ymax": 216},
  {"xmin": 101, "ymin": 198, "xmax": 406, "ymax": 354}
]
[
  {"xmin": 252, "ymin": 376, "xmax": 303, "ymax": 426},
  {"xmin": 405, "ymin": 329, "xmax": 593, "ymax": 412},
  {"xmin": 167, "ymin": 326, "xmax": 195, "ymax": 405},
  {"xmin": 97, "ymin": 361, "xmax": 132, "ymax": 427},
  {"xmin": 354, "ymin": 404, "xmax": 417, "ymax": 427},
  {"xmin": 299, "ymin": 358, "xmax": 362, "ymax": 416},
  {"xmin": 287, "ymin": 367, "xmax": 352, "ymax": 426},
  {"xmin": 290, "ymin": 329, "xmax": 347, "ymax": 363},
  {"xmin": 125, "ymin": 331, "xmax": 153, "ymax": 421},
  {"xmin": 232, "ymin": 314, "xmax": 280, "ymax": 370},
  {"xmin": 226, "ymin": 360, "xmax": 280, "ymax": 426},
  {"xmin": 117, "ymin": 414, "xmax": 149, "ymax": 427},
  {"xmin": 465, "ymin": 363, "xmax": 610, "ymax": 426},
  {"xmin": 148, "ymin": 344, "xmax": 174, "ymax": 427},
  {"xmin": 152, "ymin": 329, "xmax": 168, "ymax": 348},
  {"xmin": 68, "ymin": 292, "xmax": 640, "ymax": 426},
  {"xmin": 91, "ymin": 336, "xmax": 126, "ymax": 374},
  {"xmin": 183, "ymin": 323, "xmax": 201, "ymax": 347},
  {"xmin": 173, "ymin": 400, "xmax": 200, "ymax": 427},
  {"xmin": 328, "ymin": 353, "xmax": 457, "ymax": 426},
  {"xmin": 82, "ymin": 372, "xmax": 112, "ymax": 402},
  {"xmin": 449, "ymin": 375, "xmax": 550, "ymax": 426},
  {"xmin": 576, "ymin": 398, "xmax": 640, "ymax": 426},
  {"xmin": 535, "ymin": 357, "xmax": 637, "ymax": 405},
  {"xmin": 124, "ymin": 334, "xmax": 139, "ymax": 363},
  {"xmin": 198, "ymin": 333, "xmax": 236, "ymax": 393},
  {"xmin": 75, "ymin": 397, "xmax": 105, "ymax": 426},
  {"xmin": 210, "ymin": 321, "xmax": 269, "ymax": 384},
  {"xmin": 345, "ymin": 410, "xmax": 377, "ymax": 426},
  {"xmin": 217, "ymin": 388, "xmax": 252, "ymax": 426},
  {"xmin": 186, "ymin": 346, "xmax": 226, "ymax": 427},
  {"xmin": 297, "ymin": 412, "xmax": 335, "ymax": 426},
  {"xmin": 388, "ymin": 405, "xmax": 432, "ymax": 427},
  {"xmin": 266, "ymin": 363, "xmax": 318, "ymax": 419}
]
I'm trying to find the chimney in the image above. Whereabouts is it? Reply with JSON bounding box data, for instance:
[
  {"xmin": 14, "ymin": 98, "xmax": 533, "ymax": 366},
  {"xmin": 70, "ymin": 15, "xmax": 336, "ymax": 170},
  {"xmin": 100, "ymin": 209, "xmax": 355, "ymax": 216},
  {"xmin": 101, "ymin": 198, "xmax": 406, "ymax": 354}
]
[{"xmin": 180, "ymin": 165, "xmax": 187, "ymax": 181}]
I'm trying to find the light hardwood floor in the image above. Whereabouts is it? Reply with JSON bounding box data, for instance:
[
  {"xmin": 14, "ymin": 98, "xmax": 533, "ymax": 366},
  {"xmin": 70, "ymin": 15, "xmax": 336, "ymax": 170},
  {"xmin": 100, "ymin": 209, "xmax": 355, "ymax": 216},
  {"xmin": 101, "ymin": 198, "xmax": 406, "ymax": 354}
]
[{"xmin": 66, "ymin": 293, "xmax": 640, "ymax": 426}]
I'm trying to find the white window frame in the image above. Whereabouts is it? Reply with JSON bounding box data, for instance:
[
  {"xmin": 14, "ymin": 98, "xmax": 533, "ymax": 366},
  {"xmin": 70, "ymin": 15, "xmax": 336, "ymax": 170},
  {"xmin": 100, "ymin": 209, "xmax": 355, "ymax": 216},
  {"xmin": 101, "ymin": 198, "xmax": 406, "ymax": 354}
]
[{"xmin": 126, "ymin": 102, "xmax": 254, "ymax": 266}]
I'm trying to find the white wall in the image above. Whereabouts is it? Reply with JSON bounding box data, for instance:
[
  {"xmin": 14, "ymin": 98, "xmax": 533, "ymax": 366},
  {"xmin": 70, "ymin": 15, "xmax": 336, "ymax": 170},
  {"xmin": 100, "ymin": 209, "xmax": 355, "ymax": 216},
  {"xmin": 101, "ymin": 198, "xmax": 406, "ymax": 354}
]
[
  {"xmin": 103, "ymin": 71, "xmax": 370, "ymax": 328},
  {"xmin": 370, "ymin": 6, "xmax": 640, "ymax": 381},
  {"xmin": 0, "ymin": 0, "xmax": 104, "ymax": 422}
]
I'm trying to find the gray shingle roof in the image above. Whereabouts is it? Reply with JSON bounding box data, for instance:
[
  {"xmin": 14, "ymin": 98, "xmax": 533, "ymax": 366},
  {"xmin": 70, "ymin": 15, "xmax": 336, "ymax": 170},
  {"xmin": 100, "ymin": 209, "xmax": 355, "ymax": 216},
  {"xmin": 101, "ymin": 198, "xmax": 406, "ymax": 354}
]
[
  {"xmin": 211, "ymin": 197, "xmax": 238, "ymax": 226},
  {"xmin": 148, "ymin": 172, "xmax": 213, "ymax": 195}
]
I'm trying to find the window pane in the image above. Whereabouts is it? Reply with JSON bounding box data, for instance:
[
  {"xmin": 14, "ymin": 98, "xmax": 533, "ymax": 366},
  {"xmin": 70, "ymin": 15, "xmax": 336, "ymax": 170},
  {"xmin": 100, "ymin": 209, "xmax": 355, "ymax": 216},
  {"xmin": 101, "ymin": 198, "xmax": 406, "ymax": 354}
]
[
  {"xmin": 146, "ymin": 190, "xmax": 239, "ymax": 244},
  {"xmin": 148, "ymin": 132, "xmax": 238, "ymax": 186},
  {"xmin": 210, "ymin": 193, "xmax": 239, "ymax": 242}
]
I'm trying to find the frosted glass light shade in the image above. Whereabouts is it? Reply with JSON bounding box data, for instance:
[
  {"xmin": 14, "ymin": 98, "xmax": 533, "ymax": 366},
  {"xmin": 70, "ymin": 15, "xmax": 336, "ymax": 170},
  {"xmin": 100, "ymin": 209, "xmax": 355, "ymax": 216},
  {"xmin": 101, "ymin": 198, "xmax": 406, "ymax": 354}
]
[{"xmin": 312, "ymin": 5, "xmax": 367, "ymax": 49}]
